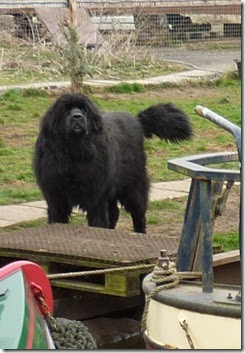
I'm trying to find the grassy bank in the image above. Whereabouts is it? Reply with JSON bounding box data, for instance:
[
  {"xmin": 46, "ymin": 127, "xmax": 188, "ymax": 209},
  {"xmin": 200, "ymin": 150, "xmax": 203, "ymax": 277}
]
[
  {"xmin": 0, "ymin": 74, "xmax": 241, "ymax": 252},
  {"xmin": 0, "ymin": 73, "xmax": 241, "ymax": 206}
]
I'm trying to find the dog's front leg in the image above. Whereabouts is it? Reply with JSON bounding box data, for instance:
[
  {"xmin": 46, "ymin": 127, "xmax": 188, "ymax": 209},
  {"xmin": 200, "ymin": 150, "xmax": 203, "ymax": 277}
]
[
  {"xmin": 87, "ymin": 203, "xmax": 110, "ymax": 229},
  {"xmin": 46, "ymin": 194, "xmax": 72, "ymax": 224}
]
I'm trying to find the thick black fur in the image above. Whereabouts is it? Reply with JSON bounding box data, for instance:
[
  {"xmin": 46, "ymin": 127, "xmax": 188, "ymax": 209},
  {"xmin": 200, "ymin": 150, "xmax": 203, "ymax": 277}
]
[{"xmin": 34, "ymin": 93, "xmax": 192, "ymax": 233}]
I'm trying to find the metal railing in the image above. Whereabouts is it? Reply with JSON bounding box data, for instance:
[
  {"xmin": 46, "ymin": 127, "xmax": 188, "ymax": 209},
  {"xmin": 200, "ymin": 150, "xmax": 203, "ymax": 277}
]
[{"xmin": 168, "ymin": 106, "xmax": 241, "ymax": 293}]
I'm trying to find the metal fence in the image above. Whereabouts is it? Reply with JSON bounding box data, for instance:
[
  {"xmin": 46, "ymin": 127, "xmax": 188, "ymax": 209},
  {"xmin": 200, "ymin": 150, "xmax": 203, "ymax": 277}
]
[
  {"xmin": 0, "ymin": 1, "xmax": 241, "ymax": 84},
  {"xmin": 0, "ymin": 1, "xmax": 241, "ymax": 47}
]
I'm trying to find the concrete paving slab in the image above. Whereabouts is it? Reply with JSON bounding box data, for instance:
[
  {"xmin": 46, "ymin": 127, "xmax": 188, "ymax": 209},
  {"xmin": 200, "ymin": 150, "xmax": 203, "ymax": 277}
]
[
  {"xmin": 0, "ymin": 219, "xmax": 16, "ymax": 227},
  {"xmin": 0, "ymin": 204, "xmax": 47, "ymax": 225},
  {"xmin": 151, "ymin": 179, "xmax": 191, "ymax": 192},
  {"xmin": 149, "ymin": 179, "xmax": 191, "ymax": 201},
  {"xmin": 149, "ymin": 189, "xmax": 187, "ymax": 201},
  {"xmin": 21, "ymin": 200, "xmax": 47, "ymax": 209},
  {"xmin": 123, "ymin": 69, "xmax": 218, "ymax": 86}
]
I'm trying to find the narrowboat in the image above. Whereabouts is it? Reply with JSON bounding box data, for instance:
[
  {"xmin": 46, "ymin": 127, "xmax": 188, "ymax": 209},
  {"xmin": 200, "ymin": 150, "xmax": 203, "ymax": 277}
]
[{"xmin": 0, "ymin": 260, "xmax": 55, "ymax": 349}]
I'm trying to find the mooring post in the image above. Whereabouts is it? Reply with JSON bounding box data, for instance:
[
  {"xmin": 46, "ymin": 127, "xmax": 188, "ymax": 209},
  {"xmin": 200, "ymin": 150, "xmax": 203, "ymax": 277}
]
[
  {"xmin": 199, "ymin": 179, "xmax": 213, "ymax": 293},
  {"xmin": 176, "ymin": 178, "xmax": 201, "ymax": 272}
]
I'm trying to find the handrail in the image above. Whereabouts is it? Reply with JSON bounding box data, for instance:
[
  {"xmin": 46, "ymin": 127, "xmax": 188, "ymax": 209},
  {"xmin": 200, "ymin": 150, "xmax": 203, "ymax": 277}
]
[
  {"xmin": 168, "ymin": 151, "xmax": 240, "ymax": 181},
  {"xmin": 195, "ymin": 105, "xmax": 241, "ymax": 162},
  {"xmin": 168, "ymin": 106, "xmax": 241, "ymax": 293}
]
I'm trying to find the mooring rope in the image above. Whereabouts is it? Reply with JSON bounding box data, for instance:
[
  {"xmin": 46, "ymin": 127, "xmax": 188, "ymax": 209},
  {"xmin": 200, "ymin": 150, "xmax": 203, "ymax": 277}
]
[
  {"xmin": 141, "ymin": 260, "xmax": 202, "ymax": 337},
  {"xmin": 47, "ymin": 255, "xmax": 201, "ymax": 349},
  {"xmin": 47, "ymin": 263, "xmax": 155, "ymax": 280}
]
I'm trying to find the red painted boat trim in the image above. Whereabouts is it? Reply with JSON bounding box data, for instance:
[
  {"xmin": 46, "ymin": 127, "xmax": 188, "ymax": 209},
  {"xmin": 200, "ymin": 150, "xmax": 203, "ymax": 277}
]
[
  {"xmin": 26, "ymin": 283, "xmax": 35, "ymax": 349},
  {"xmin": 0, "ymin": 260, "xmax": 53, "ymax": 313}
]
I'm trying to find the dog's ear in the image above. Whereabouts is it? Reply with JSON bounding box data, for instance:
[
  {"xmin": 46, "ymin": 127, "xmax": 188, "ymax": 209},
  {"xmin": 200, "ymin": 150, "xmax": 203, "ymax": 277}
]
[
  {"xmin": 84, "ymin": 96, "xmax": 103, "ymax": 132},
  {"xmin": 90, "ymin": 110, "xmax": 102, "ymax": 132},
  {"xmin": 41, "ymin": 107, "xmax": 58, "ymax": 137}
]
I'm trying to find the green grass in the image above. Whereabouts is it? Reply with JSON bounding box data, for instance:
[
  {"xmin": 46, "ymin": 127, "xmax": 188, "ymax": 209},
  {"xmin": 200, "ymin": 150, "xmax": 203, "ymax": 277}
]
[
  {"xmin": 147, "ymin": 199, "xmax": 185, "ymax": 225},
  {"xmin": 107, "ymin": 83, "xmax": 145, "ymax": 94},
  {"xmin": 0, "ymin": 75, "xmax": 241, "ymax": 205},
  {"xmin": 213, "ymin": 232, "xmax": 239, "ymax": 252}
]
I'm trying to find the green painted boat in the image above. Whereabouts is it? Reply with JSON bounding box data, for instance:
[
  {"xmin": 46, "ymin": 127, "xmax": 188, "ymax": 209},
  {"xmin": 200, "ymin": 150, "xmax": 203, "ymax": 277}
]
[{"xmin": 0, "ymin": 260, "xmax": 55, "ymax": 349}]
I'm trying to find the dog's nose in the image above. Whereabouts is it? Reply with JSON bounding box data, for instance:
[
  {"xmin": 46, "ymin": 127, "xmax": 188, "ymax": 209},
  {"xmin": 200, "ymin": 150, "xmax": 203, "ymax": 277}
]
[
  {"xmin": 70, "ymin": 108, "xmax": 85, "ymax": 119},
  {"xmin": 69, "ymin": 108, "xmax": 88, "ymax": 134}
]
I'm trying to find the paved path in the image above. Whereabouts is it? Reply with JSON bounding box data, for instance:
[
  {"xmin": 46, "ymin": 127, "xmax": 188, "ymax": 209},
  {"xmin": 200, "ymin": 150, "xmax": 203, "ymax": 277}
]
[
  {"xmin": 0, "ymin": 179, "xmax": 191, "ymax": 228},
  {"xmin": 0, "ymin": 69, "xmax": 227, "ymax": 93},
  {"xmin": 0, "ymin": 49, "xmax": 240, "ymax": 93}
]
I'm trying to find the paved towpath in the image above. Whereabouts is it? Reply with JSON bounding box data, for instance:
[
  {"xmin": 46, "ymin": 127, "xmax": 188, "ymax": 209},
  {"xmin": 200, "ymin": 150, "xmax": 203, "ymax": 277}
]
[{"xmin": 0, "ymin": 179, "xmax": 191, "ymax": 228}]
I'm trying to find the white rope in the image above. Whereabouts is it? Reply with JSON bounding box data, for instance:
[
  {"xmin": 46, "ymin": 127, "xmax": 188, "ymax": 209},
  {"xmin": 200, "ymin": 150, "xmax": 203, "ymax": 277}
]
[
  {"xmin": 141, "ymin": 261, "xmax": 201, "ymax": 335},
  {"xmin": 48, "ymin": 263, "xmax": 155, "ymax": 280}
]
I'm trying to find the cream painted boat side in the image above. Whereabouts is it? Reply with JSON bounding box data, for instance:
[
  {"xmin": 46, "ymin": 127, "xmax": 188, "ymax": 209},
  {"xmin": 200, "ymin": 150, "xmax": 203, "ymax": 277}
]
[{"xmin": 145, "ymin": 299, "xmax": 241, "ymax": 349}]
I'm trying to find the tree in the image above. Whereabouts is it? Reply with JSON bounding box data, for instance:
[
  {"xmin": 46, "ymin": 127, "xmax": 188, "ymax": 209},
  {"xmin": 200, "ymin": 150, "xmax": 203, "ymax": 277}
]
[{"xmin": 59, "ymin": 21, "xmax": 93, "ymax": 92}]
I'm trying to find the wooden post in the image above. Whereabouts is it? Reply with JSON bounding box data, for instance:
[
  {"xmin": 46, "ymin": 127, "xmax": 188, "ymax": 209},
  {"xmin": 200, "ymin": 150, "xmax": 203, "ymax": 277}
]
[
  {"xmin": 68, "ymin": 0, "xmax": 78, "ymax": 27},
  {"xmin": 67, "ymin": 0, "xmax": 79, "ymax": 92}
]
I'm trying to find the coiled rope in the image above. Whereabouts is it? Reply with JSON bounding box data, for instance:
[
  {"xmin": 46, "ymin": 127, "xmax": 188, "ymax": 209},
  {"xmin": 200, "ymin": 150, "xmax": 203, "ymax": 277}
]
[{"xmin": 141, "ymin": 258, "xmax": 201, "ymax": 335}]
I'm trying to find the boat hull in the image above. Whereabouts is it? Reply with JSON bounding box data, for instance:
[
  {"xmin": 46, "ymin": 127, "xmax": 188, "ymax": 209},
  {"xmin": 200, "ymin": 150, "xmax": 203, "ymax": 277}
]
[
  {"xmin": 0, "ymin": 261, "xmax": 55, "ymax": 349},
  {"xmin": 142, "ymin": 275, "xmax": 241, "ymax": 350}
]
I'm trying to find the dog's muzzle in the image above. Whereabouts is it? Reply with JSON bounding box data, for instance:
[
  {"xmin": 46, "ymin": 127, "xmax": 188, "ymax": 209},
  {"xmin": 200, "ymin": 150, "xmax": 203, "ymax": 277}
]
[{"xmin": 69, "ymin": 108, "xmax": 88, "ymax": 135}]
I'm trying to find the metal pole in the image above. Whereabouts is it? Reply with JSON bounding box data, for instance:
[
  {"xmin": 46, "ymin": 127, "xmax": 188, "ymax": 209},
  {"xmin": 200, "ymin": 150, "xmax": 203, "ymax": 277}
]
[
  {"xmin": 200, "ymin": 180, "xmax": 213, "ymax": 293},
  {"xmin": 195, "ymin": 105, "xmax": 241, "ymax": 163},
  {"xmin": 195, "ymin": 105, "xmax": 241, "ymax": 251}
]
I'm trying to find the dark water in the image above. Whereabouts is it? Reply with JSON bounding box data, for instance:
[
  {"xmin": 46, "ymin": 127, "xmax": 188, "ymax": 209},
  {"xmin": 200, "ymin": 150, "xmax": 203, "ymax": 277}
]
[{"xmin": 101, "ymin": 334, "xmax": 146, "ymax": 349}]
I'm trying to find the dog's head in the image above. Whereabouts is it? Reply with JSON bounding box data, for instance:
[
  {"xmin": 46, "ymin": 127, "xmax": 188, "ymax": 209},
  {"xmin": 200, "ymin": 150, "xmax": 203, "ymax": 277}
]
[
  {"xmin": 41, "ymin": 93, "xmax": 102, "ymax": 138},
  {"xmin": 66, "ymin": 107, "xmax": 89, "ymax": 135}
]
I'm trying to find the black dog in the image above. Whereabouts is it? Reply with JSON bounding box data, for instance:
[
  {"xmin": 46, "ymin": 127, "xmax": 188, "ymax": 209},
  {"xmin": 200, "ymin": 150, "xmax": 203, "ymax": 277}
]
[{"xmin": 34, "ymin": 93, "xmax": 192, "ymax": 233}]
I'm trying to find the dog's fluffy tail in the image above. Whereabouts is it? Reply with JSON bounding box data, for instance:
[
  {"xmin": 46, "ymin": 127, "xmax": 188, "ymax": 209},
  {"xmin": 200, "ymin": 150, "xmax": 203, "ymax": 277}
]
[{"xmin": 137, "ymin": 103, "xmax": 193, "ymax": 142}]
